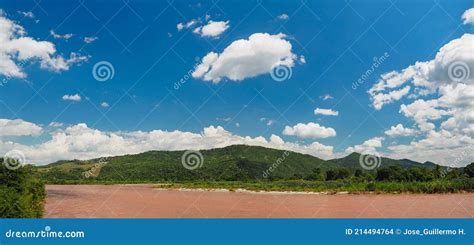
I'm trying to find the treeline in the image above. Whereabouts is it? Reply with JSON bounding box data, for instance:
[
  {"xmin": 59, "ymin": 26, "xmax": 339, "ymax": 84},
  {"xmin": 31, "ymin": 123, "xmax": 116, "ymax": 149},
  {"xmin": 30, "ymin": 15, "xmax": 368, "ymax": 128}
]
[{"xmin": 0, "ymin": 158, "xmax": 46, "ymax": 218}]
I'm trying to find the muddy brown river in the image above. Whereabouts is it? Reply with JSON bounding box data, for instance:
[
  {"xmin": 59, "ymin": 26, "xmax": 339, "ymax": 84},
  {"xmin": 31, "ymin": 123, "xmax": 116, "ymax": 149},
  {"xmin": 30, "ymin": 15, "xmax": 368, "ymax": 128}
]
[{"xmin": 45, "ymin": 185, "xmax": 473, "ymax": 218}]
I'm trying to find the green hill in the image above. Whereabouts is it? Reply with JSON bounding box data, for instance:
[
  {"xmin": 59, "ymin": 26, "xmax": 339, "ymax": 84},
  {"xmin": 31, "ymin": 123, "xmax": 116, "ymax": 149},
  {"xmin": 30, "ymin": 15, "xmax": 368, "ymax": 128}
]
[
  {"xmin": 330, "ymin": 152, "xmax": 438, "ymax": 169},
  {"xmin": 38, "ymin": 145, "xmax": 453, "ymax": 184},
  {"xmin": 38, "ymin": 145, "xmax": 336, "ymax": 183}
]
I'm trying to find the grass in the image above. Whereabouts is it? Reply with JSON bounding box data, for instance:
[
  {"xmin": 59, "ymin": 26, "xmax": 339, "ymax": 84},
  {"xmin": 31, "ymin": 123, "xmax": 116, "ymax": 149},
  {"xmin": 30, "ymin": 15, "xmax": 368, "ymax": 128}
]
[{"xmin": 152, "ymin": 179, "xmax": 474, "ymax": 194}]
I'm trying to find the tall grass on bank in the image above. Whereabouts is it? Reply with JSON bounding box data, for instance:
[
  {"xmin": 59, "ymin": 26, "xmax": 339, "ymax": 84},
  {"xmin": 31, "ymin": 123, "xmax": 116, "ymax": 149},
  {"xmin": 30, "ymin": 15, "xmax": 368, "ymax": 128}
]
[{"xmin": 156, "ymin": 178, "xmax": 474, "ymax": 194}]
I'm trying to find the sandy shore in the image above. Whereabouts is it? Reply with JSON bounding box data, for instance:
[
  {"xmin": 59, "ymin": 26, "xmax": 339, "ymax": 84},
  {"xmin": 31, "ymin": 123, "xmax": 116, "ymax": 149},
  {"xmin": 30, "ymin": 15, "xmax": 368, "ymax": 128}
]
[{"xmin": 45, "ymin": 184, "xmax": 474, "ymax": 218}]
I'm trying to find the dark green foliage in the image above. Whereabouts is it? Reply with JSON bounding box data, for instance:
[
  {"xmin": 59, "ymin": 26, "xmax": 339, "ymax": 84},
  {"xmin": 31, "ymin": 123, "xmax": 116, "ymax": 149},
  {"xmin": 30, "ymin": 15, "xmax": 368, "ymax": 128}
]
[
  {"xmin": 465, "ymin": 163, "xmax": 474, "ymax": 177},
  {"xmin": 325, "ymin": 168, "xmax": 350, "ymax": 180},
  {"xmin": 305, "ymin": 168, "xmax": 324, "ymax": 181},
  {"xmin": 0, "ymin": 159, "xmax": 46, "ymax": 218}
]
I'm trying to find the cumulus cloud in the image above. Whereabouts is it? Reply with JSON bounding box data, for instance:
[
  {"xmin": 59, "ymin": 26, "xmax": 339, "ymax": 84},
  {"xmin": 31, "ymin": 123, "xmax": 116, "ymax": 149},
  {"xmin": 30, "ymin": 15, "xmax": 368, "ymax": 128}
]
[
  {"xmin": 368, "ymin": 34, "xmax": 474, "ymax": 109},
  {"xmin": 192, "ymin": 33, "xmax": 301, "ymax": 83},
  {"xmin": 0, "ymin": 119, "xmax": 42, "ymax": 136},
  {"xmin": 193, "ymin": 20, "xmax": 229, "ymax": 38},
  {"xmin": 462, "ymin": 8, "xmax": 474, "ymax": 25},
  {"xmin": 0, "ymin": 123, "xmax": 334, "ymax": 164},
  {"xmin": 283, "ymin": 122, "xmax": 336, "ymax": 139},
  {"xmin": 384, "ymin": 124, "xmax": 416, "ymax": 137},
  {"xmin": 371, "ymin": 86, "xmax": 411, "ymax": 110},
  {"xmin": 62, "ymin": 94, "xmax": 81, "ymax": 101},
  {"xmin": 100, "ymin": 102, "xmax": 109, "ymax": 108},
  {"xmin": 314, "ymin": 108, "xmax": 339, "ymax": 116},
  {"xmin": 345, "ymin": 137, "xmax": 384, "ymax": 154},
  {"xmin": 0, "ymin": 13, "xmax": 88, "ymax": 78},
  {"xmin": 364, "ymin": 11, "xmax": 474, "ymax": 166},
  {"xmin": 177, "ymin": 19, "xmax": 199, "ymax": 31},
  {"xmin": 387, "ymin": 130, "xmax": 474, "ymax": 166}
]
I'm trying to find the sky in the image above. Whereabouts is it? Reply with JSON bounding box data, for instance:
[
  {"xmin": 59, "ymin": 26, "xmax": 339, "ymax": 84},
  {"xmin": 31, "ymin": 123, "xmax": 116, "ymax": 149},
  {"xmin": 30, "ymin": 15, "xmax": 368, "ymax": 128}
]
[{"xmin": 0, "ymin": 0, "xmax": 473, "ymax": 166}]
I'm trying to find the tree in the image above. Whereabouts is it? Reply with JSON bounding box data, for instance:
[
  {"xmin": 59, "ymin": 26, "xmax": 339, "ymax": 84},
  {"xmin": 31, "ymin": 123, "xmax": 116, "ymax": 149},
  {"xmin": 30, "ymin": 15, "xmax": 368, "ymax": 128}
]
[
  {"xmin": 0, "ymin": 159, "xmax": 46, "ymax": 218},
  {"xmin": 305, "ymin": 168, "xmax": 323, "ymax": 181}
]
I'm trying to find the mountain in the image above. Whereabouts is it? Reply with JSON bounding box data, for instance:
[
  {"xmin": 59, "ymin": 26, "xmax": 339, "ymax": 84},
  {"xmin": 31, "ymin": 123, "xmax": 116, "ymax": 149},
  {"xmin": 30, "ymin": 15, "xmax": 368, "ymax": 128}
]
[
  {"xmin": 37, "ymin": 145, "xmax": 441, "ymax": 183},
  {"xmin": 330, "ymin": 152, "xmax": 438, "ymax": 169},
  {"xmin": 38, "ymin": 145, "xmax": 335, "ymax": 182}
]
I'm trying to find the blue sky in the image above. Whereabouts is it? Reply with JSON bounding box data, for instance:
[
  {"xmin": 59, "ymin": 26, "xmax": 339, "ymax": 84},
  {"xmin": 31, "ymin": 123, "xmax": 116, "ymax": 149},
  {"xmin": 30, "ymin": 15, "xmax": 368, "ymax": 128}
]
[{"xmin": 0, "ymin": 0, "xmax": 473, "ymax": 166}]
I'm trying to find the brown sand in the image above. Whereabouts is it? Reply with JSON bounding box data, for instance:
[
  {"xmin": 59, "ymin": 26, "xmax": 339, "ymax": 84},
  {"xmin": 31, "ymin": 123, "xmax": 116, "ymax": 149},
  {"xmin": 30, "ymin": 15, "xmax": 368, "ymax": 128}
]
[{"xmin": 45, "ymin": 185, "xmax": 474, "ymax": 218}]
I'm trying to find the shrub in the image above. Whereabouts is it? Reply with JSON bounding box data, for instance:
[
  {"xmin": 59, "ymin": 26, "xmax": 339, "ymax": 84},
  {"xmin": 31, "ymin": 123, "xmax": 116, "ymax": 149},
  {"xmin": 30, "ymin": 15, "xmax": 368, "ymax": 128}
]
[{"xmin": 0, "ymin": 159, "xmax": 46, "ymax": 218}]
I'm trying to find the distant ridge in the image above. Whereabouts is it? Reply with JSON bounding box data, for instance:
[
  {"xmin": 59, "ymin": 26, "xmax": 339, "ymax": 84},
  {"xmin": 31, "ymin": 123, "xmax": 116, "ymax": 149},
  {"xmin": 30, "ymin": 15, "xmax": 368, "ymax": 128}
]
[{"xmin": 38, "ymin": 144, "xmax": 445, "ymax": 183}]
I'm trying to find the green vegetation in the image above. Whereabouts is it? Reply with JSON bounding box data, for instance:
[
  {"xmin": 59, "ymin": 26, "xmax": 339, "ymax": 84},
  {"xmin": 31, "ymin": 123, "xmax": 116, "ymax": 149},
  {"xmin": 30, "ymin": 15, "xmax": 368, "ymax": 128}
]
[
  {"xmin": 0, "ymin": 158, "xmax": 46, "ymax": 218},
  {"xmin": 37, "ymin": 145, "xmax": 474, "ymax": 193}
]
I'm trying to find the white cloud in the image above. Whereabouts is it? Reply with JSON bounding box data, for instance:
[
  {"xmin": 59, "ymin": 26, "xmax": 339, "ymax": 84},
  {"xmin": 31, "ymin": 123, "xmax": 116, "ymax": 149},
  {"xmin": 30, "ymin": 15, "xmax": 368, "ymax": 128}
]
[
  {"xmin": 0, "ymin": 123, "xmax": 334, "ymax": 164},
  {"xmin": 345, "ymin": 137, "xmax": 384, "ymax": 154},
  {"xmin": 368, "ymin": 34, "xmax": 474, "ymax": 109},
  {"xmin": 100, "ymin": 102, "xmax": 109, "ymax": 108},
  {"xmin": 320, "ymin": 94, "xmax": 333, "ymax": 100},
  {"xmin": 0, "ymin": 119, "xmax": 42, "ymax": 136},
  {"xmin": 384, "ymin": 124, "xmax": 416, "ymax": 137},
  {"xmin": 462, "ymin": 8, "xmax": 474, "ymax": 25},
  {"xmin": 283, "ymin": 122, "xmax": 336, "ymax": 139},
  {"xmin": 50, "ymin": 30, "xmax": 73, "ymax": 40},
  {"xmin": 193, "ymin": 20, "xmax": 229, "ymax": 38},
  {"xmin": 177, "ymin": 19, "xmax": 199, "ymax": 31},
  {"xmin": 277, "ymin": 14, "xmax": 289, "ymax": 20},
  {"xmin": 84, "ymin": 36, "xmax": 98, "ymax": 43},
  {"xmin": 192, "ymin": 33, "xmax": 300, "ymax": 83},
  {"xmin": 0, "ymin": 13, "xmax": 87, "ymax": 78},
  {"xmin": 314, "ymin": 108, "xmax": 339, "ymax": 116},
  {"xmin": 260, "ymin": 117, "xmax": 275, "ymax": 126},
  {"xmin": 387, "ymin": 130, "xmax": 474, "ymax": 166},
  {"xmin": 18, "ymin": 11, "xmax": 34, "ymax": 19},
  {"xmin": 62, "ymin": 94, "xmax": 81, "ymax": 101},
  {"xmin": 372, "ymin": 86, "xmax": 411, "ymax": 110}
]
